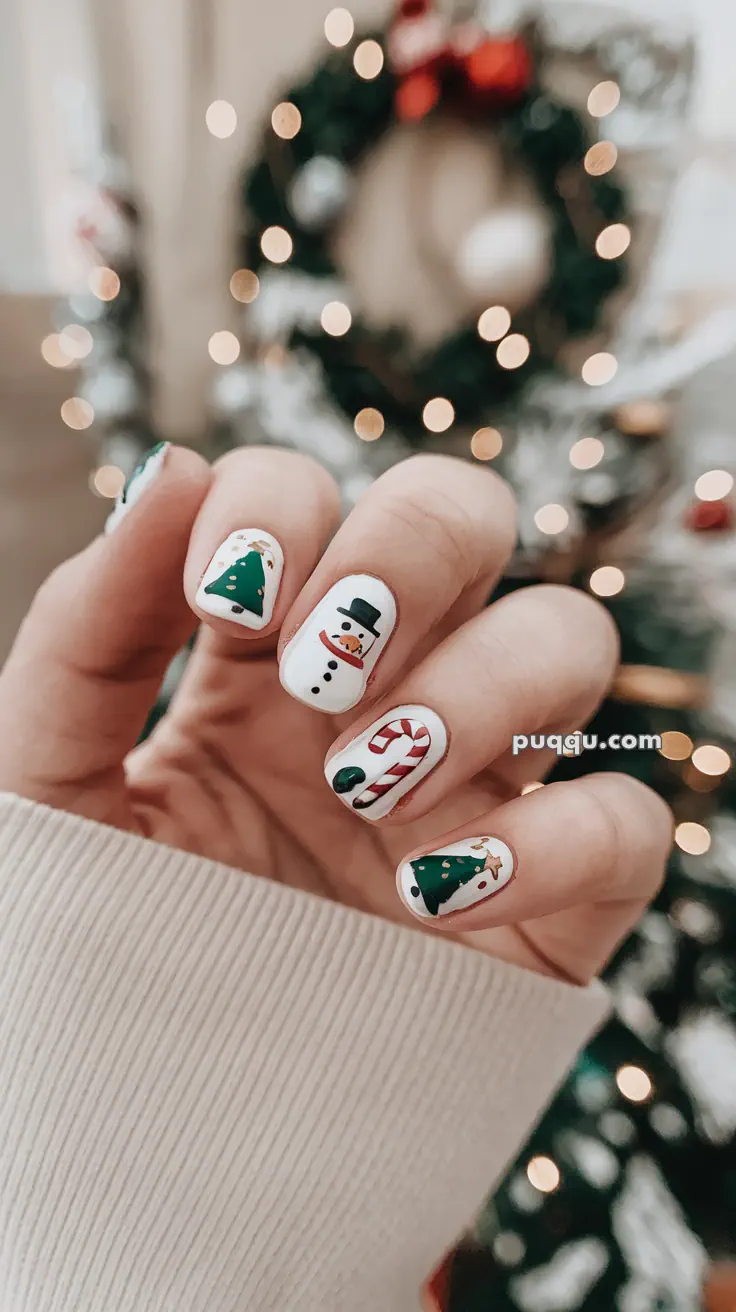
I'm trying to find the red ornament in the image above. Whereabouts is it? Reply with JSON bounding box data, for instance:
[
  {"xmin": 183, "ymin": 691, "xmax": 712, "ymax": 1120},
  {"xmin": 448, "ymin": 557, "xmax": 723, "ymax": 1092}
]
[
  {"xmin": 461, "ymin": 36, "xmax": 534, "ymax": 108},
  {"xmin": 685, "ymin": 499, "xmax": 734, "ymax": 532},
  {"xmin": 396, "ymin": 70, "xmax": 442, "ymax": 121},
  {"xmin": 387, "ymin": 2, "xmax": 449, "ymax": 78}
]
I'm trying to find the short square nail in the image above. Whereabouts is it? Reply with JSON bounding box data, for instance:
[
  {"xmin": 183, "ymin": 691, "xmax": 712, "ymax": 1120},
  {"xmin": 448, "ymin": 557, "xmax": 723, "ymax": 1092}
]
[
  {"xmin": 325, "ymin": 705, "xmax": 447, "ymax": 819},
  {"xmin": 280, "ymin": 574, "xmax": 397, "ymax": 714},
  {"xmin": 398, "ymin": 836, "xmax": 515, "ymax": 918},
  {"xmin": 196, "ymin": 530, "xmax": 284, "ymax": 630},
  {"xmin": 105, "ymin": 442, "xmax": 169, "ymax": 534}
]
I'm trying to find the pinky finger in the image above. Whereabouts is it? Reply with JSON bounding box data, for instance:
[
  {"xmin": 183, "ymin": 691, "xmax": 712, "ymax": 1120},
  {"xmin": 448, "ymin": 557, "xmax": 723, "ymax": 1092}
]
[{"xmin": 396, "ymin": 773, "xmax": 673, "ymax": 980}]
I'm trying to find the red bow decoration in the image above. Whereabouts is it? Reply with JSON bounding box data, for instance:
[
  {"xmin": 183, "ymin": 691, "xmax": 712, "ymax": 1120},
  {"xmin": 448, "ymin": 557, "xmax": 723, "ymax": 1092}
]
[{"xmin": 387, "ymin": 0, "xmax": 533, "ymax": 122}]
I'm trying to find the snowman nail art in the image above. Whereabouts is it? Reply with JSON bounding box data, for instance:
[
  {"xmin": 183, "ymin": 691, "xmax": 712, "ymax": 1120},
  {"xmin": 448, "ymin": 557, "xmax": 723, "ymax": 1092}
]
[
  {"xmin": 280, "ymin": 575, "xmax": 397, "ymax": 714},
  {"xmin": 326, "ymin": 705, "xmax": 447, "ymax": 820},
  {"xmin": 398, "ymin": 836, "xmax": 515, "ymax": 919},
  {"xmin": 105, "ymin": 442, "xmax": 169, "ymax": 533},
  {"xmin": 196, "ymin": 530, "xmax": 284, "ymax": 631}
]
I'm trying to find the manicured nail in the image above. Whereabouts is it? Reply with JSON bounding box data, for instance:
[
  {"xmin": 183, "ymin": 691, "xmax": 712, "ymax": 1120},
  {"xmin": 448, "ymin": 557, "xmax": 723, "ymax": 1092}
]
[
  {"xmin": 325, "ymin": 705, "xmax": 447, "ymax": 819},
  {"xmin": 105, "ymin": 442, "xmax": 169, "ymax": 534},
  {"xmin": 398, "ymin": 836, "xmax": 515, "ymax": 919},
  {"xmin": 280, "ymin": 574, "xmax": 397, "ymax": 714},
  {"xmin": 196, "ymin": 529, "xmax": 284, "ymax": 631}
]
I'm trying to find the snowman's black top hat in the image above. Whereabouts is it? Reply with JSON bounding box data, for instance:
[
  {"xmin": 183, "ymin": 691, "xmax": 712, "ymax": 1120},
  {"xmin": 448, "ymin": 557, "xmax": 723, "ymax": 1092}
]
[{"xmin": 337, "ymin": 598, "xmax": 382, "ymax": 637}]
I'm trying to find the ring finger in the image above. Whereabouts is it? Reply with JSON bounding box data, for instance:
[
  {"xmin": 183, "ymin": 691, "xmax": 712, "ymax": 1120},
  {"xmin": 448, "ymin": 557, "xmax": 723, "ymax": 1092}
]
[{"xmin": 324, "ymin": 584, "xmax": 619, "ymax": 823}]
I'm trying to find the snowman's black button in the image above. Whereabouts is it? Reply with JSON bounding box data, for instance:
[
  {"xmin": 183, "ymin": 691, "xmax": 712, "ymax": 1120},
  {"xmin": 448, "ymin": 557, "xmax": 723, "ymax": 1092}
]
[
  {"xmin": 311, "ymin": 687, "xmax": 320, "ymax": 695},
  {"xmin": 328, "ymin": 660, "xmax": 338, "ymax": 670},
  {"xmin": 323, "ymin": 673, "xmax": 332, "ymax": 682}
]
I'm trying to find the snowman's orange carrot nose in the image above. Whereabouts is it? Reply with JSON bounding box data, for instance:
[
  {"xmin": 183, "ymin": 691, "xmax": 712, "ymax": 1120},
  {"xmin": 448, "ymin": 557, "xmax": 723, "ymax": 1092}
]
[{"xmin": 340, "ymin": 634, "xmax": 362, "ymax": 654}]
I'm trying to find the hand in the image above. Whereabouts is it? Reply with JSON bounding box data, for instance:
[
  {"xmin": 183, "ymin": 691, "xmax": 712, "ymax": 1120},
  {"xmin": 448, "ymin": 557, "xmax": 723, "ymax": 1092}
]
[{"xmin": 0, "ymin": 446, "xmax": 672, "ymax": 984}]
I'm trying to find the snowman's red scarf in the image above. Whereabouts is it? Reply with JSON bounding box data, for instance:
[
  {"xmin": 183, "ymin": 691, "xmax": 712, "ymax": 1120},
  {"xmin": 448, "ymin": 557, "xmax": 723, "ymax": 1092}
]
[{"xmin": 319, "ymin": 630, "xmax": 364, "ymax": 669}]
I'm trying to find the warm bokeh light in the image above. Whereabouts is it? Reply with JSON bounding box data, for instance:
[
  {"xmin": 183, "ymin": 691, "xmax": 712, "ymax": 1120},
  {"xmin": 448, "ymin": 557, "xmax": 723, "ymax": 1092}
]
[
  {"xmin": 354, "ymin": 407, "xmax": 385, "ymax": 441},
  {"xmin": 584, "ymin": 141, "xmax": 618, "ymax": 176},
  {"xmin": 206, "ymin": 100, "xmax": 237, "ymax": 138},
  {"xmin": 675, "ymin": 822, "xmax": 711, "ymax": 856},
  {"xmin": 61, "ymin": 397, "xmax": 95, "ymax": 430},
  {"xmin": 534, "ymin": 503, "xmax": 569, "ymax": 535},
  {"xmin": 582, "ymin": 352, "xmax": 618, "ymax": 386},
  {"xmin": 321, "ymin": 300, "xmax": 352, "ymax": 336},
  {"xmin": 616, "ymin": 1065, "xmax": 653, "ymax": 1103},
  {"xmin": 324, "ymin": 6, "xmax": 354, "ymax": 46},
  {"xmin": 588, "ymin": 80, "xmax": 621, "ymax": 117},
  {"xmin": 478, "ymin": 305, "xmax": 511, "ymax": 342},
  {"xmin": 88, "ymin": 267, "xmax": 120, "ymax": 301},
  {"xmin": 423, "ymin": 397, "xmax": 455, "ymax": 432},
  {"xmin": 208, "ymin": 331, "xmax": 241, "ymax": 365},
  {"xmin": 526, "ymin": 1156, "xmax": 560, "ymax": 1193},
  {"xmin": 589, "ymin": 566, "xmax": 625, "ymax": 597},
  {"xmin": 260, "ymin": 226, "xmax": 293, "ymax": 263},
  {"xmin": 570, "ymin": 436, "xmax": 604, "ymax": 469},
  {"xmin": 695, "ymin": 469, "xmax": 734, "ymax": 501},
  {"xmin": 471, "ymin": 427, "xmax": 503, "ymax": 461},
  {"xmin": 230, "ymin": 269, "xmax": 260, "ymax": 303},
  {"xmin": 354, "ymin": 39, "xmax": 384, "ymax": 79},
  {"xmin": 90, "ymin": 465, "xmax": 125, "ymax": 498},
  {"xmin": 59, "ymin": 324, "xmax": 93, "ymax": 359},
  {"xmin": 692, "ymin": 745, "xmax": 731, "ymax": 777},
  {"xmin": 596, "ymin": 223, "xmax": 631, "ymax": 260},
  {"xmin": 614, "ymin": 399, "xmax": 670, "ymax": 436},
  {"xmin": 659, "ymin": 731, "xmax": 693, "ymax": 762},
  {"xmin": 496, "ymin": 333, "xmax": 530, "ymax": 370},
  {"xmin": 41, "ymin": 333, "xmax": 74, "ymax": 369},
  {"xmin": 271, "ymin": 102, "xmax": 302, "ymax": 140},
  {"xmin": 521, "ymin": 781, "xmax": 545, "ymax": 795}
]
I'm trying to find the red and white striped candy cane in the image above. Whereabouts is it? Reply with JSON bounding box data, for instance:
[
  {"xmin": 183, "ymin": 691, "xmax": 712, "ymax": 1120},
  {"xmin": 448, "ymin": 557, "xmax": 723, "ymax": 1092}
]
[{"xmin": 352, "ymin": 717, "xmax": 431, "ymax": 810}]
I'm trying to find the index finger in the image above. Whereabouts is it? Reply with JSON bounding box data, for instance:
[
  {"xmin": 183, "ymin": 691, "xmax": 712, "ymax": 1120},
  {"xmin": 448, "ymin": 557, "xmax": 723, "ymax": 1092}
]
[{"xmin": 277, "ymin": 454, "xmax": 516, "ymax": 716}]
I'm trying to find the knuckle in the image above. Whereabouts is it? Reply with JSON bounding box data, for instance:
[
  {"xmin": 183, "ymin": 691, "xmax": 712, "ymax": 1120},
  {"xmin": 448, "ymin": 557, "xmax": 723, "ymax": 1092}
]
[
  {"xmin": 580, "ymin": 773, "xmax": 673, "ymax": 899},
  {"xmin": 377, "ymin": 486, "xmax": 480, "ymax": 581}
]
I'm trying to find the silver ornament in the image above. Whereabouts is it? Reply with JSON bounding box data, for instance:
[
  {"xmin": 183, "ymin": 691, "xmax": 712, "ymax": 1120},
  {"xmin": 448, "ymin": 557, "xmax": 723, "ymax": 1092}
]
[{"xmin": 288, "ymin": 156, "xmax": 351, "ymax": 230}]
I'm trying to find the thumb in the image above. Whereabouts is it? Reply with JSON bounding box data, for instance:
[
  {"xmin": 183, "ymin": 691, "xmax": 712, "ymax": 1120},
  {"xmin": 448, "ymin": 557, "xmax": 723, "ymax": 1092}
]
[{"xmin": 0, "ymin": 443, "xmax": 211, "ymax": 823}]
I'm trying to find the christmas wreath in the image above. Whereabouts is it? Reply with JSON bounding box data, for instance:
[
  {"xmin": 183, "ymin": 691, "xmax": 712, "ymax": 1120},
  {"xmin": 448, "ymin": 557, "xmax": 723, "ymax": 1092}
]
[{"xmin": 242, "ymin": 0, "xmax": 631, "ymax": 445}]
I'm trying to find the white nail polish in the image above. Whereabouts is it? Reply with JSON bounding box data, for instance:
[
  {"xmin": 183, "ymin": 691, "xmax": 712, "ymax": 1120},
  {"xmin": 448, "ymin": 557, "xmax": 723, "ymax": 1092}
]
[
  {"xmin": 105, "ymin": 442, "xmax": 170, "ymax": 534},
  {"xmin": 325, "ymin": 705, "xmax": 447, "ymax": 819},
  {"xmin": 196, "ymin": 530, "xmax": 284, "ymax": 630},
  {"xmin": 397, "ymin": 836, "xmax": 515, "ymax": 918},
  {"xmin": 280, "ymin": 575, "xmax": 397, "ymax": 714}
]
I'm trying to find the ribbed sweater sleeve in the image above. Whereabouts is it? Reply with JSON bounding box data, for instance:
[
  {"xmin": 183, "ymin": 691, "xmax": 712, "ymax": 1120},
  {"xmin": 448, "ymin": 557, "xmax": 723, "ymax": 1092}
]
[{"xmin": 0, "ymin": 793, "xmax": 609, "ymax": 1311}]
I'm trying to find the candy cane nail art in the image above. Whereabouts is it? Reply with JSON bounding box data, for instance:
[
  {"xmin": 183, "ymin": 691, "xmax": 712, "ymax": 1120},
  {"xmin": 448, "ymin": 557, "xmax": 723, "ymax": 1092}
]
[
  {"xmin": 326, "ymin": 705, "xmax": 447, "ymax": 820},
  {"xmin": 196, "ymin": 529, "xmax": 284, "ymax": 631},
  {"xmin": 397, "ymin": 836, "xmax": 515, "ymax": 919},
  {"xmin": 105, "ymin": 442, "xmax": 169, "ymax": 533},
  {"xmin": 280, "ymin": 574, "xmax": 397, "ymax": 714}
]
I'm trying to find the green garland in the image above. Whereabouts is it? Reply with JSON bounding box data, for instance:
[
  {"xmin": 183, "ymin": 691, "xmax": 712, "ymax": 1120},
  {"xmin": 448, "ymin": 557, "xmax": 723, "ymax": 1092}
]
[{"xmin": 242, "ymin": 26, "xmax": 630, "ymax": 444}]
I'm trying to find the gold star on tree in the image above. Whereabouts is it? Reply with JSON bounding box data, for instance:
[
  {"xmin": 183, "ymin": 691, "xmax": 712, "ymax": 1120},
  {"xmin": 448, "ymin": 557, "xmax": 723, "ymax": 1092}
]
[{"xmin": 485, "ymin": 853, "xmax": 503, "ymax": 880}]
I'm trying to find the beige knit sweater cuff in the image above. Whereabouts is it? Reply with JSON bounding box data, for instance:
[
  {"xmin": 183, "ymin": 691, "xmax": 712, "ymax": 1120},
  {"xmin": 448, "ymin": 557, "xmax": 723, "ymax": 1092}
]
[{"xmin": 0, "ymin": 793, "xmax": 609, "ymax": 1311}]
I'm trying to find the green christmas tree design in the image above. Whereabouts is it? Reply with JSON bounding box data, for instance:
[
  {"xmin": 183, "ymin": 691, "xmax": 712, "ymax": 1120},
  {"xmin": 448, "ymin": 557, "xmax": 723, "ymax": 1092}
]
[
  {"xmin": 204, "ymin": 545, "xmax": 268, "ymax": 616},
  {"xmin": 409, "ymin": 849, "xmax": 502, "ymax": 917},
  {"xmin": 122, "ymin": 442, "xmax": 167, "ymax": 503}
]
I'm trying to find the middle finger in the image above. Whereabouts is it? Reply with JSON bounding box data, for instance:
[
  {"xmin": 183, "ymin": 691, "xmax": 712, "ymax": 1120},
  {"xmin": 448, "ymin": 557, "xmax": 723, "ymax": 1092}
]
[{"xmin": 277, "ymin": 453, "xmax": 516, "ymax": 716}]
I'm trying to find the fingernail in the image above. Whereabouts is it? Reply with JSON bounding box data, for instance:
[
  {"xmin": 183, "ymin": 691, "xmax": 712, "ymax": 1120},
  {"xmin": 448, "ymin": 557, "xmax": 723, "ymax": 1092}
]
[
  {"xmin": 105, "ymin": 442, "xmax": 170, "ymax": 534},
  {"xmin": 196, "ymin": 530, "xmax": 284, "ymax": 631},
  {"xmin": 280, "ymin": 574, "xmax": 397, "ymax": 714},
  {"xmin": 398, "ymin": 836, "xmax": 515, "ymax": 919},
  {"xmin": 325, "ymin": 705, "xmax": 447, "ymax": 819}
]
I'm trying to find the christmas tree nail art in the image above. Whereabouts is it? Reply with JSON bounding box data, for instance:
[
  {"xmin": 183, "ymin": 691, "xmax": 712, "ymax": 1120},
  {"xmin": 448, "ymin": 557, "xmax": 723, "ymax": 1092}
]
[
  {"xmin": 105, "ymin": 442, "xmax": 169, "ymax": 533},
  {"xmin": 398, "ymin": 836, "xmax": 515, "ymax": 918},
  {"xmin": 196, "ymin": 530, "xmax": 284, "ymax": 630}
]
